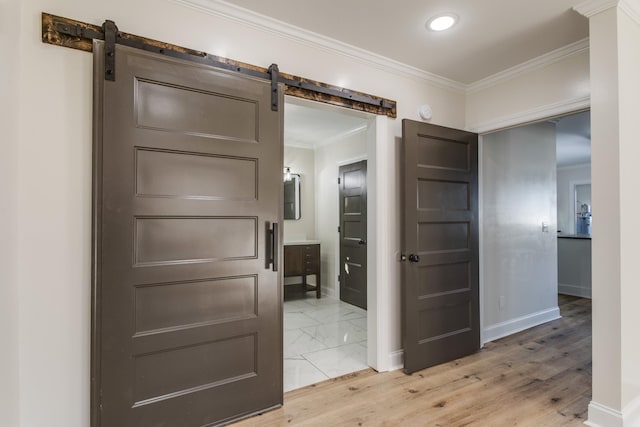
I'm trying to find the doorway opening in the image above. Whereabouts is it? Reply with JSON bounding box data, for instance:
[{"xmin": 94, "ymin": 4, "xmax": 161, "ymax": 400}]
[
  {"xmin": 479, "ymin": 108, "xmax": 592, "ymax": 345},
  {"xmin": 282, "ymin": 97, "xmax": 376, "ymax": 391},
  {"xmin": 555, "ymin": 110, "xmax": 592, "ymax": 299},
  {"xmin": 477, "ymin": 109, "xmax": 592, "ymax": 421}
]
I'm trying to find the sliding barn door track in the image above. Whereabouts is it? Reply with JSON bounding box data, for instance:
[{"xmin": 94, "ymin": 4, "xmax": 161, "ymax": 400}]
[{"xmin": 42, "ymin": 12, "xmax": 397, "ymax": 117}]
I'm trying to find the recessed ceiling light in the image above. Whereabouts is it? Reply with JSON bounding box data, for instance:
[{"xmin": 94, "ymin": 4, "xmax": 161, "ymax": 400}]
[{"xmin": 427, "ymin": 13, "xmax": 458, "ymax": 31}]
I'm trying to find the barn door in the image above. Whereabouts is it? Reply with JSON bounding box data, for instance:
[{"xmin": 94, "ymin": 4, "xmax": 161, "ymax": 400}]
[
  {"xmin": 401, "ymin": 120, "xmax": 479, "ymax": 374},
  {"xmin": 93, "ymin": 42, "xmax": 283, "ymax": 426}
]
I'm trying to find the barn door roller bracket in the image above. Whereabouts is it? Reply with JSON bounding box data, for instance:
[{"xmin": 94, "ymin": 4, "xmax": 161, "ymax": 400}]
[
  {"xmin": 102, "ymin": 20, "xmax": 118, "ymax": 81},
  {"xmin": 268, "ymin": 64, "xmax": 280, "ymax": 112}
]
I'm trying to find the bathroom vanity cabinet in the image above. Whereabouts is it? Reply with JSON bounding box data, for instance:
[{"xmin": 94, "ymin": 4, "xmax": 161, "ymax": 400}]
[{"xmin": 283, "ymin": 242, "xmax": 321, "ymax": 300}]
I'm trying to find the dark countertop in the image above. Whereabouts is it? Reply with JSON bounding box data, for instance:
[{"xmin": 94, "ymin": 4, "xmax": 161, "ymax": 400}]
[{"xmin": 558, "ymin": 233, "xmax": 591, "ymax": 240}]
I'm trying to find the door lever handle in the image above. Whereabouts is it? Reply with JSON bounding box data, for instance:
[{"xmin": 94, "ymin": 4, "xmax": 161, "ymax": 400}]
[
  {"xmin": 408, "ymin": 254, "xmax": 420, "ymax": 263},
  {"xmin": 358, "ymin": 239, "xmax": 367, "ymax": 245}
]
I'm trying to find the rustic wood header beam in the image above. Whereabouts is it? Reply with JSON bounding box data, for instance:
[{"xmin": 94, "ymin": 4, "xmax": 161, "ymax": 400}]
[{"xmin": 41, "ymin": 12, "xmax": 397, "ymax": 118}]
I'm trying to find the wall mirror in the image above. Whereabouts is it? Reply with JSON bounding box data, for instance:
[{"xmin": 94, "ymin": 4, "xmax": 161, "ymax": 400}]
[
  {"xmin": 574, "ymin": 183, "xmax": 592, "ymax": 236},
  {"xmin": 284, "ymin": 174, "xmax": 301, "ymax": 220},
  {"xmin": 569, "ymin": 180, "xmax": 592, "ymax": 236}
]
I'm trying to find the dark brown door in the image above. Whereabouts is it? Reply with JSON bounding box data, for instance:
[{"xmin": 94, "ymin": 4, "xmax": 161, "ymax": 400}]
[
  {"xmin": 339, "ymin": 161, "xmax": 367, "ymax": 310},
  {"xmin": 401, "ymin": 120, "xmax": 479, "ymax": 374},
  {"xmin": 92, "ymin": 43, "xmax": 283, "ymax": 426}
]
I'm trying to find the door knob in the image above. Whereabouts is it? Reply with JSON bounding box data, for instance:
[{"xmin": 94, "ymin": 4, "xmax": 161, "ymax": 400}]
[
  {"xmin": 408, "ymin": 254, "xmax": 420, "ymax": 263},
  {"xmin": 358, "ymin": 239, "xmax": 367, "ymax": 245}
]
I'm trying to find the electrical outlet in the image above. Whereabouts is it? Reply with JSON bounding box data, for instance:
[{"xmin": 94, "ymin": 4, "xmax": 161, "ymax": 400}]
[{"xmin": 499, "ymin": 296, "xmax": 506, "ymax": 310}]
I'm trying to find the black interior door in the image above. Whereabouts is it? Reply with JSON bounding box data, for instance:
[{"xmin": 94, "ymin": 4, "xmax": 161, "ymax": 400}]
[
  {"xmin": 93, "ymin": 42, "xmax": 283, "ymax": 426},
  {"xmin": 401, "ymin": 120, "xmax": 479, "ymax": 374},
  {"xmin": 339, "ymin": 160, "xmax": 367, "ymax": 310}
]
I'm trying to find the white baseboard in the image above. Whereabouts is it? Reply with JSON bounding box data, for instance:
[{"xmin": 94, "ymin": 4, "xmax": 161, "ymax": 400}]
[
  {"xmin": 559, "ymin": 283, "xmax": 592, "ymax": 299},
  {"xmin": 322, "ymin": 286, "xmax": 337, "ymax": 299},
  {"xmin": 389, "ymin": 350, "xmax": 403, "ymax": 371},
  {"xmin": 586, "ymin": 401, "xmax": 623, "ymax": 427},
  {"xmin": 623, "ymin": 395, "xmax": 640, "ymax": 426},
  {"xmin": 586, "ymin": 395, "xmax": 640, "ymax": 426},
  {"xmin": 483, "ymin": 306, "xmax": 561, "ymax": 344}
]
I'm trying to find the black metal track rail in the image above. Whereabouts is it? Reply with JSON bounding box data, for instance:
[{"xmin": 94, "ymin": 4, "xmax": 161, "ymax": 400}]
[{"xmin": 43, "ymin": 13, "xmax": 397, "ymax": 117}]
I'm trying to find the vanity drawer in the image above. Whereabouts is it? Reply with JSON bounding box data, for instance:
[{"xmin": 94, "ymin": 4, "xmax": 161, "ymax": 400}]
[
  {"xmin": 284, "ymin": 244, "xmax": 320, "ymax": 276},
  {"xmin": 304, "ymin": 259, "xmax": 318, "ymax": 273},
  {"xmin": 302, "ymin": 245, "xmax": 319, "ymax": 259}
]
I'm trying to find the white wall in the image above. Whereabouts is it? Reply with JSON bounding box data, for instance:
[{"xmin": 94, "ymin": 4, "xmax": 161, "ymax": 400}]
[
  {"xmin": 466, "ymin": 50, "xmax": 590, "ymax": 132},
  {"xmin": 18, "ymin": 16, "xmax": 93, "ymax": 427},
  {"xmin": 618, "ymin": 6, "xmax": 640, "ymax": 413},
  {"xmin": 481, "ymin": 122, "xmax": 560, "ymax": 343},
  {"xmin": 283, "ymin": 146, "xmax": 316, "ymax": 242},
  {"xmin": 557, "ymin": 163, "xmax": 591, "ymax": 234},
  {"xmin": 558, "ymin": 237, "xmax": 591, "ymax": 298},
  {"xmin": 582, "ymin": 3, "xmax": 640, "ymax": 421},
  {"xmin": 584, "ymin": 4, "xmax": 640, "ymax": 423},
  {"xmin": 315, "ymin": 130, "xmax": 367, "ymax": 298},
  {"xmin": 0, "ymin": 0, "xmax": 21, "ymax": 425},
  {"xmin": 588, "ymin": 6, "xmax": 623, "ymax": 418}
]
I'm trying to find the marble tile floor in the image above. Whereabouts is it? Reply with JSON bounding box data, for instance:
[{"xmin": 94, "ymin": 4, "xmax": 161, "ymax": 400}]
[{"xmin": 283, "ymin": 294, "xmax": 368, "ymax": 392}]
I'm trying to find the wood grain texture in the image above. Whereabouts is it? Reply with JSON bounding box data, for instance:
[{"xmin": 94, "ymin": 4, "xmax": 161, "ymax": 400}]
[
  {"xmin": 42, "ymin": 12, "xmax": 97, "ymax": 52},
  {"xmin": 41, "ymin": 13, "xmax": 396, "ymax": 117},
  {"xmin": 281, "ymin": 72, "xmax": 397, "ymax": 118},
  {"xmin": 234, "ymin": 295, "xmax": 591, "ymax": 426}
]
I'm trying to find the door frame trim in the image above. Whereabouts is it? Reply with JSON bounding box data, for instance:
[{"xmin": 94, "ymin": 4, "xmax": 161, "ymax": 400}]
[
  {"xmin": 90, "ymin": 40, "xmax": 105, "ymax": 427},
  {"xmin": 476, "ymin": 103, "xmax": 591, "ymax": 347},
  {"xmin": 289, "ymin": 97, "xmax": 390, "ymax": 372},
  {"xmin": 371, "ymin": 115, "xmax": 392, "ymax": 371}
]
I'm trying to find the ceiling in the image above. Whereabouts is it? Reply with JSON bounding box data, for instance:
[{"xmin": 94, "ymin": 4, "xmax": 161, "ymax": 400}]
[
  {"xmin": 239, "ymin": 0, "xmax": 591, "ymax": 162},
  {"xmin": 221, "ymin": 0, "xmax": 588, "ymax": 84}
]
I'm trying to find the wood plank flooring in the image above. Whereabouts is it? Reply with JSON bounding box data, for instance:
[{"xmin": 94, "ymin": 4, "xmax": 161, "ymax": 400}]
[{"xmin": 234, "ymin": 295, "xmax": 591, "ymax": 426}]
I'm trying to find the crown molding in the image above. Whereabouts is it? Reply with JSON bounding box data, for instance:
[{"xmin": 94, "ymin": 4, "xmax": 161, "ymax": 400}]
[
  {"xmin": 313, "ymin": 124, "xmax": 368, "ymax": 149},
  {"xmin": 172, "ymin": 0, "xmax": 595, "ymax": 99},
  {"xmin": 620, "ymin": 0, "xmax": 640, "ymax": 25},
  {"xmin": 574, "ymin": 0, "xmax": 640, "ymax": 25},
  {"xmin": 285, "ymin": 124, "xmax": 368, "ymax": 150},
  {"xmin": 466, "ymin": 38, "xmax": 590, "ymax": 94},
  {"xmin": 557, "ymin": 162, "xmax": 591, "ymax": 171},
  {"xmin": 171, "ymin": 0, "xmax": 466, "ymax": 93},
  {"xmin": 284, "ymin": 140, "xmax": 315, "ymax": 150},
  {"xmin": 573, "ymin": 0, "xmax": 620, "ymax": 17},
  {"xmin": 468, "ymin": 95, "xmax": 590, "ymax": 134}
]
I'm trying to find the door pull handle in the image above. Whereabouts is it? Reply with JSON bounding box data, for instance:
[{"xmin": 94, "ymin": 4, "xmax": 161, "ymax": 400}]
[{"xmin": 266, "ymin": 222, "xmax": 279, "ymax": 271}]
